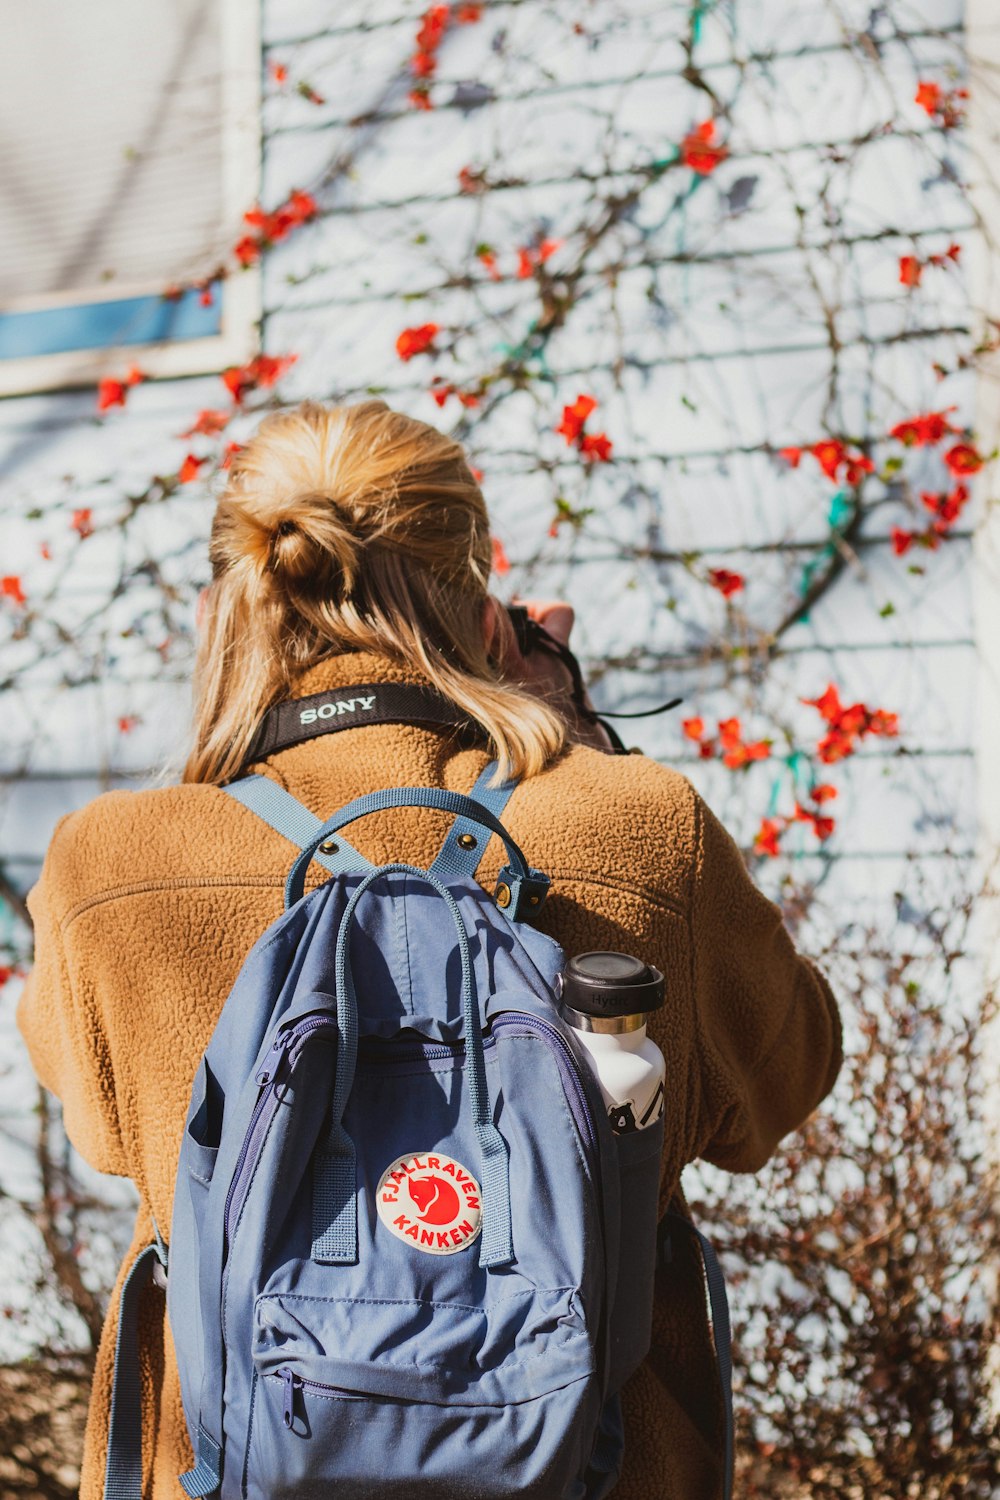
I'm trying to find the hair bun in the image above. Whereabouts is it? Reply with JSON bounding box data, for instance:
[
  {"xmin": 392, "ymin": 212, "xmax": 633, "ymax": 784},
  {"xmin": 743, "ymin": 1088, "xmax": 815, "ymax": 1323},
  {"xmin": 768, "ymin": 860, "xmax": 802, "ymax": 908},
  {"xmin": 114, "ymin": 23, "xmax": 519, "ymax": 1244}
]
[{"xmin": 238, "ymin": 490, "xmax": 362, "ymax": 601}]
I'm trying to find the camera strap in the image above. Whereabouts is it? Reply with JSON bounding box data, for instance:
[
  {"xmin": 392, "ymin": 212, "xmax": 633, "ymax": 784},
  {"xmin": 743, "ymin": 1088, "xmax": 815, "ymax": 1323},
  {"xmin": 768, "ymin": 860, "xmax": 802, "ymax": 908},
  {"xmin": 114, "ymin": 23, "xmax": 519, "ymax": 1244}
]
[{"xmin": 246, "ymin": 681, "xmax": 485, "ymax": 764}]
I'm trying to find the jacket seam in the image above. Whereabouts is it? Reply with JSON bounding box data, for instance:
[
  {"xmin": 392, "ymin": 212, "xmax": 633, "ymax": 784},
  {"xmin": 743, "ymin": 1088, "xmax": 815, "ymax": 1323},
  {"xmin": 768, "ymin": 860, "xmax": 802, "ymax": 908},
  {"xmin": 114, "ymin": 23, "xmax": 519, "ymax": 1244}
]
[
  {"xmin": 59, "ymin": 876, "xmax": 295, "ymax": 932},
  {"xmin": 541, "ymin": 869, "xmax": 687, "ymax": 919}
]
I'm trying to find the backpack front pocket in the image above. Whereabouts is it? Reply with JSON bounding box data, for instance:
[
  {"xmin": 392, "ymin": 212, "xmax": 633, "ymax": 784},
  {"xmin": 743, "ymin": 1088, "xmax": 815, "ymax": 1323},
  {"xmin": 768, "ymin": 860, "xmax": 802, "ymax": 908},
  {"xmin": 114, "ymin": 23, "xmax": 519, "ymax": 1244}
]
[{"xmin": 243, "ymin": 1289, "xmax": 598, "ymax": 1500}]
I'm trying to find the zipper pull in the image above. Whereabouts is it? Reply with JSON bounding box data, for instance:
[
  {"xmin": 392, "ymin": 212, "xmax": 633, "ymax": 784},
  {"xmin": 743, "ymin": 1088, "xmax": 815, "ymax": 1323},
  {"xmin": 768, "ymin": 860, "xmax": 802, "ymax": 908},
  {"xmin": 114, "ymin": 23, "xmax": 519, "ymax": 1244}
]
[
  {"xmin": 255, "ymin": 1031, "xmax": 294, "ymax": 1086},
  {"xmin": 280, "ymin": 1367, "xmax": 301, "ymax": 1429}
]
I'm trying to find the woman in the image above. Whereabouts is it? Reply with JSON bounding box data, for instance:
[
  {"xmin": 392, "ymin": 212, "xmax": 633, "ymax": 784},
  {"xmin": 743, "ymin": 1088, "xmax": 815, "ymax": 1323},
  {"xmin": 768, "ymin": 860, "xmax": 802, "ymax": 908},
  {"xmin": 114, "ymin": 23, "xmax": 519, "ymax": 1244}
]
[{"xmin": 18, "ymin": 398, "xmax": 841, "ymax": 1499}]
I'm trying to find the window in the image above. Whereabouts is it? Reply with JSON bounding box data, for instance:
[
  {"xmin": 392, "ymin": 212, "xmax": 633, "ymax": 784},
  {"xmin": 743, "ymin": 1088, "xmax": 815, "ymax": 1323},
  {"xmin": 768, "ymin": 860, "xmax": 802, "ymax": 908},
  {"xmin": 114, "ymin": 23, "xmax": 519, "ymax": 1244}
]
[{"xmin": 0, "ymin": 0, "xmax": 260, "ymax": 397}]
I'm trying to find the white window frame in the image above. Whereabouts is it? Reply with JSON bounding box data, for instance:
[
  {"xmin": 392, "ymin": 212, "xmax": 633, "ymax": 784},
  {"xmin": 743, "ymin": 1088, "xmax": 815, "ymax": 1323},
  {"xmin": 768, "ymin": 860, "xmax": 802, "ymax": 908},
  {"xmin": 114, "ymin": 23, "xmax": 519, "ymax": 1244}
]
[{"xmin": 0, "ymin": 0, "xmax": 261, "ymax": 399}]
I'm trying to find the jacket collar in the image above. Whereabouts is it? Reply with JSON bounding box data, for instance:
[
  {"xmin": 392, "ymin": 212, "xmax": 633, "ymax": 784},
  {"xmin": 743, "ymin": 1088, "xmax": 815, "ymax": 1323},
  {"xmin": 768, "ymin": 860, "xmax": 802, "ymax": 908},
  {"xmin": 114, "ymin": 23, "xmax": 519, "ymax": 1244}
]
[{"xmin": 290, "ymin": 649, "xmax": 436, "ymax": 699}]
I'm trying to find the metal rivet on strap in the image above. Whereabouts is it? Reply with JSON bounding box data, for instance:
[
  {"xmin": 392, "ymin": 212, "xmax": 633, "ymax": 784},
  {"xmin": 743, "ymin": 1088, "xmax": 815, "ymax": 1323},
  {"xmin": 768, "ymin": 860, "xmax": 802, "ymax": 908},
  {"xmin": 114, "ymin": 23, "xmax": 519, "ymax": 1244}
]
[
  {"xmin": 456, "ymin": 832, "xmax": 477, "ymax": 850},
  {"xmin": 319, "ymin": 840, "xmax": 338, "ymax": 855},
  {"xmin": 495, "ymin": 882, "xmax": 512, "ymax": 909}
]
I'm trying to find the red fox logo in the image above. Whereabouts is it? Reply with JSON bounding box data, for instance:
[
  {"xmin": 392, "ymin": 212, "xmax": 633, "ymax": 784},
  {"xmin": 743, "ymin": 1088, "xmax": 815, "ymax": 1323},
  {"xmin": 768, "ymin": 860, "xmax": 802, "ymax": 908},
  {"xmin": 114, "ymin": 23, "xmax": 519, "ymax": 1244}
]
[{"xmin": 408, "ymin": 1175, "xmax": 460, "ymax": 1225}]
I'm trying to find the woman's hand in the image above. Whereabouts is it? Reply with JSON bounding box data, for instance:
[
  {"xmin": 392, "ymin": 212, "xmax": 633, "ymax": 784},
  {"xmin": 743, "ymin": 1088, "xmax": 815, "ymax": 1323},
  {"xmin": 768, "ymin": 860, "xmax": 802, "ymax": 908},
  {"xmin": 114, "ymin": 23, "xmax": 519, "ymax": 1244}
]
[{"xmin": 486, "ymin": 597, "xmax": 616, "ymax": 753}]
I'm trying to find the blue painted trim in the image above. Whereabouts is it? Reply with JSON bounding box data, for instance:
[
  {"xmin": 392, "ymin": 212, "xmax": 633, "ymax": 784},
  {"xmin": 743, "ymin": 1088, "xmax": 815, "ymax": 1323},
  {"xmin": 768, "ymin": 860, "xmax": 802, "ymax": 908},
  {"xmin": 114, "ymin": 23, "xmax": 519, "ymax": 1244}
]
[{"xmin": 0, "ymin": 283, "xmax": 223, "ymax": 360}]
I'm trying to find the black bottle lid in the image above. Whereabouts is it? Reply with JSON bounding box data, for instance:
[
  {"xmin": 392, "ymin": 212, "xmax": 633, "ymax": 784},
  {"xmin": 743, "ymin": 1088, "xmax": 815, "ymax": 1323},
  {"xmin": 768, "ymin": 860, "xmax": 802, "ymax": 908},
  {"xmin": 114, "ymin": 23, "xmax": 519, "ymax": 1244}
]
[{"xmin": 561, "ymin": 951, "xmax": 665, "ymax": 1019}]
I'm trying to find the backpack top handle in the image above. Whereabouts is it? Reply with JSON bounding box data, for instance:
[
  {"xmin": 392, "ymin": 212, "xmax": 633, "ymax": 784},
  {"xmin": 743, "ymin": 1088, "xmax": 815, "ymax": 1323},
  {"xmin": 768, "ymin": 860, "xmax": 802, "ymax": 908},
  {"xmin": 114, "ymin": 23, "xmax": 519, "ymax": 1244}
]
[{"xmin": 284, "ymin": 785, "xmax": 548, "ymax": 916}]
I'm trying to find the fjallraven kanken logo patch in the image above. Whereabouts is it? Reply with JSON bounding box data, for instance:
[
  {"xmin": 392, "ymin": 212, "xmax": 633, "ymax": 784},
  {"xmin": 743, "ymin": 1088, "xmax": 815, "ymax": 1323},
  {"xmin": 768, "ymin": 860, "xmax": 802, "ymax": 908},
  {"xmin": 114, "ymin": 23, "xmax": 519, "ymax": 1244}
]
[{"xmin": 376, "ymin": 1151, "xmax": 482, "ymax": 1254}]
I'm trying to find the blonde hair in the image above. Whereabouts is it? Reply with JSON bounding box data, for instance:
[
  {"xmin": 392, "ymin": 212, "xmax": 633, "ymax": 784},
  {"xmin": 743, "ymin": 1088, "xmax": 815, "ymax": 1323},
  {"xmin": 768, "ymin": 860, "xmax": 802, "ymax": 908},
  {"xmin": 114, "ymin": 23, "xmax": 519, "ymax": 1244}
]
[{"xmin": 183, "ymin": 399, "xmax": 570, "ymax": 786}]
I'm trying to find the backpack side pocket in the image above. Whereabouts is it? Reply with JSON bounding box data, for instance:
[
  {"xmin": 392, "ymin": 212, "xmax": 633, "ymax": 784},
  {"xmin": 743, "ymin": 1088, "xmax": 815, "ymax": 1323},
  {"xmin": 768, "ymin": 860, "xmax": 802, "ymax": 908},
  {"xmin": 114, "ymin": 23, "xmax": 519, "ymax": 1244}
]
[{"xmin": 607, "ymin": 1117, "xmax": 664, "ymax": 1391}]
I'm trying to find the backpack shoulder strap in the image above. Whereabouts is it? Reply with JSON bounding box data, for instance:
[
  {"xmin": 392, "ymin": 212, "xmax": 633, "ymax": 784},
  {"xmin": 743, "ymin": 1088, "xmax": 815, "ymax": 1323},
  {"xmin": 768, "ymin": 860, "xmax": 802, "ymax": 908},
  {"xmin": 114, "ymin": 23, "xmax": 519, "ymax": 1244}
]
[
  {"xmin": 222, "ymin": 774, "xmax": 375, "ymax": 876},
  {"xmin": 427, "ymin": 761, "xmax": 518, "ymax": 882},
  {"xmin": 661, "ymin": 1212, "xmax": 734, "ymax": 1500}
]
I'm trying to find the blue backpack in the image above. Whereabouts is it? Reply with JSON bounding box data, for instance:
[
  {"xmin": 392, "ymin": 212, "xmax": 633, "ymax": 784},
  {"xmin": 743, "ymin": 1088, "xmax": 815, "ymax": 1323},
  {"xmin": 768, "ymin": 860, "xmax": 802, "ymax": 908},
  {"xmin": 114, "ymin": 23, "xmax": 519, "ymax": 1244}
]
[{"xmin": 102, "ymin": 762, "xmax": 732, "ymax": 1500}]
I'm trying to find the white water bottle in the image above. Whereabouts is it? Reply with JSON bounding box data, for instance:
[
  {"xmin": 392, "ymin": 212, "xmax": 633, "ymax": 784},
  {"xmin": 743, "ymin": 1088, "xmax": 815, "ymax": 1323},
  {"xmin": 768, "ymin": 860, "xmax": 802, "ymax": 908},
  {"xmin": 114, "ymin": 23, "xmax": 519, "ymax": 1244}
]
[{"xmin": 560, "ymin": 952, "xmax": 666, "ymax": 1134}]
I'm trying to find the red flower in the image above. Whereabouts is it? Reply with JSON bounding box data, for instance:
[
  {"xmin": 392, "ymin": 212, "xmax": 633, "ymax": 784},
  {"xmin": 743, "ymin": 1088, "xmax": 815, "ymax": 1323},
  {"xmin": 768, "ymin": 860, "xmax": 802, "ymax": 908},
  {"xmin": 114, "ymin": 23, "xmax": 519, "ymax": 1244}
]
[
  {"xmin": 915, "ymin": 80, "xmax": 941, "ymax": 115},
  {"xmin": 97, "ymin": 377, "xmax": 127, "ymax": 412},
  {"xmin": 681, "ymin": 717, "xmax": 705, "ymax": 742},
  {"xmin": 680, "ymin": 120, "xmax": 728, "ymax": 175},
  {"xmin": 1, "ymin": 576, "xmax": 26, "ymax": 606},
  {"xmin": 411, "ymin": 49, "xmax": 437, "ymax": 77},
  {"xmin": 118, "ymin": 715, "xmax": 141, "ymax": 734},
  {"xmin": 889, "ymin": 408, "xmax": 959, "ymax": 446},
  {"xmin": 754, "ymin": 818, "xmax": 783, "ymax": 857},
  {"xmin": 476, "ymin": 247, "xmax": 501, "ymax": 279},
  {"xmin": 811, "ymin": 439, "xmax": 846, "ymax": 480},
  {"xmin": 222, "ymin": 353, "xmax": 297, "ymax": 403},
  {"xmin": 39, "ymin": 543, "xmax": 52, "ymax": 561},
  {"xmin": 557, "ymin": 394, "xmax": 598, "ymax": 444},
  {"xmin": 516, "ymin": 239, "xmax": 563, "ymax": 278},
  {"xmin": 943, "ymin": 442, "xmax": 984, "ymax": 476},
  {"xmin": 779, "ymin": 446, "xmax": 802, "ymax": 468},
  {"xmin": 458, "ymin": 165, "xmax": 487, "ymax": 194},
  {"xmin": 793, "ymin": 802, "xmax": 835, "ymax": 841},
  {"xmin": 455, "ymin": 2, "xmax": 482, "ymax": 19},
  {"xmin": 717, "ymin": 717, "xmax": 770, "ymax": 769},
  {"xmin": 579, "ymin": 431, "xmax": 613, "ymax": 462},
  {"xmin": 181, "ymin": 409, "xmax": 231, "ymax": 438},
  {"xmin": 922, "ymin": 483, "xmax": 969, "ymax": 531},
  {"xmin": 416, "ymin": 3, "xmax": 450, "ymax": 50},
  {"xmin": 843, "ymin": 455, "xmax": 874, "ymax": 486},
  {"xmin": 179, "ymin": 454, "xmax": 206, "ymax": 483},
  {"xmin": 803, "ymin": 682, "xmax": 899, "ymax": 763},
  {"xmin": 408, "ymin": 86, "xmax": 433, "ymax": 109},
  {"xmin": 899, "ymin": 255, "xmax": 923, "ymax": 288},
  {"xmin": 807, "ymin": 439, "xmax": 872, "ymax": 485},
  {"xmin": 233, "ymin": 234, "xmax": 261, "ymax": 266},
  {"xmin": 269, "ymin": 61, "xmax": 288, "ymax": 84},
  {"xmin": 395, "ymin": 323, "xmax": 440, "ymax": 361},
  {"xmin": 220, "ymin": 441, "xmax": 244, "ymax": 470},
  {"xmin": 491, "ymin": 536, "xmax": 511, "ymax": 575},
  {"xmin": 199, "ymin": 284, "xmax": 214, "ymax": 307},
  {"xmin": 915, "ymin": 79, "xmax": 967, "ymax": 128},
  {"xmin": 891, "ymin": 526, "xmax": 914, "ymax": 555},
  {"xmin": 71, "ymin": 508, "xmax": 94, "ymax": 539},
  {"xmin": 810, "ymin": 783, "xmax": 838, "ymax": 803},
  {"xmin": 708, "ymin": 567, "xmax": 745, "ymax": 597}
]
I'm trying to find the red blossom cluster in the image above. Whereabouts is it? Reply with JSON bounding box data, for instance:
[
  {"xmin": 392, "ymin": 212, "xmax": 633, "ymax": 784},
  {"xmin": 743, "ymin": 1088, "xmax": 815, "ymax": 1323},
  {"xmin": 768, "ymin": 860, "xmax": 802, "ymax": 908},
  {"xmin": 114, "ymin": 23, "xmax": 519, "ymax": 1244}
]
[
  {"xmin": 233, "ymin": 190, "xmax": 318, "ymax": 267},
  {"xmin": 1, "ymin": 575, "xmax": 27, "ymax": 607},
  {"xmin": 71, "ymin": 508, "xmax": 94, "ymax": 539},
  {"xmin": 221, "ymin": 353, "xmax": 297, "ymax": 403},
  {"xmin": 803, "ymin": 683, "xmax": 899, "ymax": 764},
  {"xmin": 476, "ymin": 239, "xmax": 563, "ymax": 281},
  {"xmin": 396, "ymin": 323, "xmax": 440, "ymax": 361},
  {"xmin": 490, "ymin": 536, "xmax": 511, "ymax": 575},
  {"xmin": 754, "ymin": 784, "xmax": 838, "ymax": 857},
  {"xmin": 429, "ymin": 378, "xmax": 480, "ymax": 409},
  {"xmin": 915, "ymin": 79, "xmax": 968, "ymax": 130},
  {"xmin": 780, "ymin": 440, "xmax": 874, "ymax": 486},
  {"xmin": 181, "ymin": 409, "xmax": 232, "ymax": 438},
  {"xmin": 458, "ymin": 165, "xmax": 489, "ymax": 195},
  {"xmin": 680, "ymin": 119, "xmax": 728, "ymax": 175},
  {"xmin": 409, "ymin": 3, "xmax": 482, "ymax": 109},
  {"xmin": 899, "ymin": 243, "xmax": 960, "ymax": 288},
  {"xmin": 97, "ymin": 365, "xmax": 145, "ymax": 413},
  {"xmin": 682, "ymin": 716, "xmax": 771, "ymax": 769},
  {"xmin": 707, "ymin": 567, "xmax": 745, "ymax": 597},
  {"xmin": 888, "ymin": 408, "xmax": 961, "ymax": 446},
  {"xmin": 892, "ymin": 484, "xmax": 970, "ymax": 556},
  {"xmin": 556, "ymin": 395, "xmax": 614, "ymax": 462}
]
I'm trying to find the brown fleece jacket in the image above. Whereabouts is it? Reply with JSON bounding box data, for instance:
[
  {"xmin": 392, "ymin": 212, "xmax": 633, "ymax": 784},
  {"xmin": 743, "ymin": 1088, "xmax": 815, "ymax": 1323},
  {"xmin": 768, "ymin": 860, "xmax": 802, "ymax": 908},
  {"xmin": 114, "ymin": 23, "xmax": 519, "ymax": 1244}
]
[{"xmin": 18, "ymin": 649, "xmax": 841, "ymax": 1500}]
